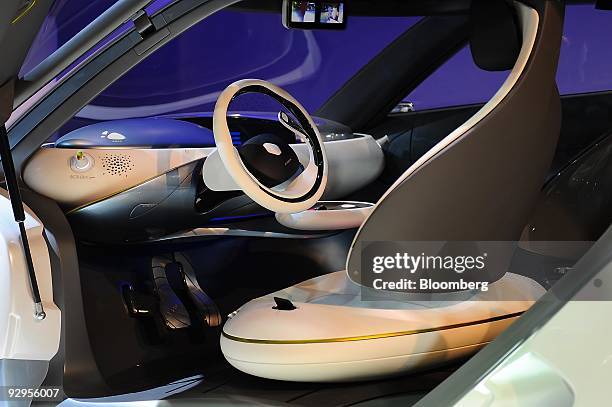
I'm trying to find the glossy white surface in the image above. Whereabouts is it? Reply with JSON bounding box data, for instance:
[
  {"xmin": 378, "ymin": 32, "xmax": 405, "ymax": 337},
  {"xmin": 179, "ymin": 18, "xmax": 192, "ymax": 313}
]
[
  {"xmin": 456, "ymin": 353, "xmax": 574, "ymax": 407},
  {"xmin": 221, "ymin": 2, "xmax": 544, "ymax": 383},
  {"xmin": 221, "ymin": 271, "xmax": 544, "ymax": 382},
  {"xmin": 275, "ymin": 201, "xmax": 373, "ymax": 230},
  {"xmin": 25, "ymin": 130, "xmax": 383, "ymax": 212},
  {"xmin": 0, "ymin": 190, "xmax": 61, "ymax": 361},
  {"xmin": 456, "ymin": 261, "xmax": 612, "ymax": 407},
  {"xmin": 345, "ymin": 3, "xmax": 540, "ymax": 280},
  {"xmin": 203, "ymin": 134, "xmax": 384, "ymax": 199},
  {"xmin": 24, "ymin": 147, "xmax": 212, "ymax": 208}
]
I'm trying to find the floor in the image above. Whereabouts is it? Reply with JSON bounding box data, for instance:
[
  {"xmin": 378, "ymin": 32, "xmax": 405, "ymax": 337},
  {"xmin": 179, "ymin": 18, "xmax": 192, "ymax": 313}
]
[{"xmin": 168, "ymin": 360, "xmax": 460, "ymax": 406}]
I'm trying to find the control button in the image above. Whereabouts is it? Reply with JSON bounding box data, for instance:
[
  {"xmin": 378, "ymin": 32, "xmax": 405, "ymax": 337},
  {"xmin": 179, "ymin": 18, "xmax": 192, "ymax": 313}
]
[
  {"xmin": 263, "ymin": 142, "xmax": 282, "ymax": 156},
  {"xmin": 70, "ymin": 151, "xmax": 94, "ymax": 173},
  {"xmin": 107, "ymin": 132, "xmax": 126, "ymax": 141}
]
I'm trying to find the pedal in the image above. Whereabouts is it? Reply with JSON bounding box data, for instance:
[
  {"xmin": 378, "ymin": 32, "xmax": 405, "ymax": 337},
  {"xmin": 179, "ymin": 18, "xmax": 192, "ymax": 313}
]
[
  {"xmin": 152, "ymin": 257, "xmax": 191, "ymax": 330},
  {"xmin": 121, "ymin": 284, "xmax": 156, "ymax": 317},
  {"xmin": 168, "ymin": 254, "xmax": 222, "ymax": 328}
]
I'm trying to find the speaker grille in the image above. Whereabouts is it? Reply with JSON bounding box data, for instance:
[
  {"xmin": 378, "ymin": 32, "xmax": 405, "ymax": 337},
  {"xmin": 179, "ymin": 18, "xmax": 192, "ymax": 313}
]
[{"xmin": 101, "ymin": 153, "xmax": 134, "ymax": 176}]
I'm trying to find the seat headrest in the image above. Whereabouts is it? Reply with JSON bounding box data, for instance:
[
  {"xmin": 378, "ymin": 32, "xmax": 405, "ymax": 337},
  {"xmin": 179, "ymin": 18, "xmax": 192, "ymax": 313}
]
[{"xmin": 470, "ymin": 0, "xmax": 522, "ymax": 71}]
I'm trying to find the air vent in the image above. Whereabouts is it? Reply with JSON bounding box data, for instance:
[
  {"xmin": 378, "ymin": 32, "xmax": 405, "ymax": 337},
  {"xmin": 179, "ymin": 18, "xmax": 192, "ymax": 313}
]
[{"xmin": 101, "ymin": 153, "xmax": 134, "ymax": 176}]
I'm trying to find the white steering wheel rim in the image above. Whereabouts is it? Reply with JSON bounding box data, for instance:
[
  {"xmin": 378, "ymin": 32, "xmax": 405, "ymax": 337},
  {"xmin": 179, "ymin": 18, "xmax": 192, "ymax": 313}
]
[{"xmin": 213, "ymin": 79, "xmax": 328, "ymax": 214}]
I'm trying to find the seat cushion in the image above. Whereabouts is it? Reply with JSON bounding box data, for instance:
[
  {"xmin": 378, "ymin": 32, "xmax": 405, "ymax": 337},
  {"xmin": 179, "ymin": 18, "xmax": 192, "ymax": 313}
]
[
  {"xmin": 220, "ymin": 271, "xmax": 545, "ymax": 382},
  {"xmin": 260, "ymin": 270, "xmax": 544, "ymax": 308}
]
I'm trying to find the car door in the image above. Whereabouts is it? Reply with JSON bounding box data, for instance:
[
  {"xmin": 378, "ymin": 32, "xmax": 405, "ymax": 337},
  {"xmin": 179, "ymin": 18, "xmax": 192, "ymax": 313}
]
[{"xmin": 0, "ymin": 0, "xmax": 63, "ymax": 402}]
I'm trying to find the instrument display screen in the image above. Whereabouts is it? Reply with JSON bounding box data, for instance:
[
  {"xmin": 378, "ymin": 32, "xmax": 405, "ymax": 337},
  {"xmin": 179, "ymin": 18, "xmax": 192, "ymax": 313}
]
[{"xmin": 283, "ymin": 0, "xmax": 347, "ymax": 29}]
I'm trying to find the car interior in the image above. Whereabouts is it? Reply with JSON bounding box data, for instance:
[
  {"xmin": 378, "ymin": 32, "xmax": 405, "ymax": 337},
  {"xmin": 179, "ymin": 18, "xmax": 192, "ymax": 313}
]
[{"xmin": 2, "ymin": 0, "xmax": 612, "ymax": 405}]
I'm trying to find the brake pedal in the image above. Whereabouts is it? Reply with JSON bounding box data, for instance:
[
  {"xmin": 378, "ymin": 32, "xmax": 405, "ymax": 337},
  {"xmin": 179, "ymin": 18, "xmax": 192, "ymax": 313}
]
[{"xmin": 121, "ymin": 284, "xmax": 156, "ymax": 317}]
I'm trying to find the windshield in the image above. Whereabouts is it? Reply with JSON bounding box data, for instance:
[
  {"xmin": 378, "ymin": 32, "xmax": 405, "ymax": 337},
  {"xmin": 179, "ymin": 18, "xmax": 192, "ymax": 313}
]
[{"xmin": 71, "ymin": 9, "xmax": 419, "ymax": 121}]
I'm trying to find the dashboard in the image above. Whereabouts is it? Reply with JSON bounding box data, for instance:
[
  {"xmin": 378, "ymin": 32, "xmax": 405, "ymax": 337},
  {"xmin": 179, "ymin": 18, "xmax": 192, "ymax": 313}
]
[{"xmin": 23, "ymin": 112, "xmax": 384, "ymax": 243}]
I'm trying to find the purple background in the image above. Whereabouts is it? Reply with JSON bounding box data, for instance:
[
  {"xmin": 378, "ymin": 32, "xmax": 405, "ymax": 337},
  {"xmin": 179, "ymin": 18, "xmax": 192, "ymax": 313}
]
[
  {"xmin": 406, "ymin": 4, "xmax": 612, "ymax": 110},
  {"xmin": 20, "ymin": 2, "xmax": 612, "ymax": 121},
  {"xmin": 78, "ymin": 10, "xmax": 417, "ymax": 119}
]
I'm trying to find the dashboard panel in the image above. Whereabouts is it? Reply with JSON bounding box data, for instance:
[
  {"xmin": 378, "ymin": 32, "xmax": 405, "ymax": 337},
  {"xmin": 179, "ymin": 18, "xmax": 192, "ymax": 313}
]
[{"xmin": 24, "ymin": 112, "xmax": 383, "ymax": 243}]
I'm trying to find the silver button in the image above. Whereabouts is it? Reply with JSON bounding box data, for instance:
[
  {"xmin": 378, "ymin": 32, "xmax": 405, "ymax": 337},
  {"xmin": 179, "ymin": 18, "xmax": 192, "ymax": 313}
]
[{"xmin": 263, "ymin": 143, "xmax": 282, "ymax": 156}]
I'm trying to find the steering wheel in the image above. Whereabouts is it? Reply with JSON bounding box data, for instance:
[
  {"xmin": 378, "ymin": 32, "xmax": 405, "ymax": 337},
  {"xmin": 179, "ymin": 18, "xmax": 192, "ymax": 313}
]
[{"xmin": 213, "ymin": 79, "xmax": 328, "ymax": 214}]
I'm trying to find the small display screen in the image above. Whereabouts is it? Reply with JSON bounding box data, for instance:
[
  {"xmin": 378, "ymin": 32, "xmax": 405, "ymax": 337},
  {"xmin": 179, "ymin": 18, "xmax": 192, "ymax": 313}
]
[
  {"xmin": 284, "ymin": 0, "xmax": 347, "ymax": 29},
  {"xmin": 291, "ymin": 1, "xmax": 317, "ymax": 23},
  {"xmin": 320, "ymin": 3, "xmax": 344, "ymax": 24}
]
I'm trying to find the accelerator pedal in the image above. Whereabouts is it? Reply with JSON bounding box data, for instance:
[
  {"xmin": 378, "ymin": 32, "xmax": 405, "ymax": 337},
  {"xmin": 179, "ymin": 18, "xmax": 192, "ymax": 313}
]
[
  {"xmin": 152, "ymin": 257, "xmax": 191, "ymax": 330},
  {"xmin": 171, "ymin": 254, "xmax": 222, "ymax": 328}
]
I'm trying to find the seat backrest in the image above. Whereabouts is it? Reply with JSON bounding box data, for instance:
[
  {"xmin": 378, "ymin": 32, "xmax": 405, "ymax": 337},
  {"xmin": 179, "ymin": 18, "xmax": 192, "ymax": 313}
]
[{"xmin": 346, "ymin": 0, "xmax": 564, "ymax": 283}]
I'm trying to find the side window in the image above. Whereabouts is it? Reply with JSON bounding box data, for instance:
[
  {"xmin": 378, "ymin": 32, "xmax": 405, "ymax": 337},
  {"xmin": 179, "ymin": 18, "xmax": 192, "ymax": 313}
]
[
  {"xmin": 556, "ymin": 4, "xmax": 612, "ymax": 95},
  {"xmin": 400, "ymin": 4, "xmax": 612, "ymax": 113},
  {"xmin": 400, "ymin": 46, "xmax": 510, "ymax": 112}
]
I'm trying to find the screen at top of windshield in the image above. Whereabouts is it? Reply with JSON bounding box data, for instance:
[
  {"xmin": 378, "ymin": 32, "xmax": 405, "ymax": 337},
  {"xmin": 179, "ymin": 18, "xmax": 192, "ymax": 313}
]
[{"xmin": 283, "ymin": 0, "xmax": 347, "ymax": 29}]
